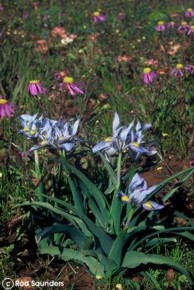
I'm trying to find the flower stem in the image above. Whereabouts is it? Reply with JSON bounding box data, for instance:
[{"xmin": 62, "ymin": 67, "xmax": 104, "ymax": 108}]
[
  {"xmin": 116, "ymin": 151, "xmax": 122, "ymax": 183},
  {"xmin": 124, "ymin": 208, "xmax": 135, "ymax": 230},
  {"xmin": 34, "ymin": 150, "xmax": 44, "ymax": 201},
  {"xmin": 110, "ymin": 152, "xmax": 123, "ymax": 234}
]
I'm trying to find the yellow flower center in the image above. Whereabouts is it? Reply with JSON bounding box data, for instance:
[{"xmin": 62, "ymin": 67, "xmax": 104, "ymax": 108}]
[
  {"xmin": 63, "ymin": 77, "xmax": 74, "ymax": 83},
  {"xmin": 181, "ymin": 21, "xmax": 187, "ymax": 26},
  {"xmin": 130, "ymin": 142, "xmax": 140, "ymax": 148},
  {"xmin": 40, "ymin": 140, "xmax": 47, "ymax": 146},
  {"xmin": 158, "ymin": 21, "xmax": 164, "ymax": 25},
  {"xmin": 143, "ymin": 201, "xmax": 153, "ymax": 209},
  {"xmin": 143, "ymin": 68, "xmax": 151, "ymax": 74},
  {"xmin": 176, "ymin": 63, "xmax": 183, "ymax": 69},
  {"xmin": 121, "ymin": 195, "xmax": 129, "ymax": 202},
  {"xmin": 191, "ymin": 25, "xmax": 194, "ymax": 30},
  {"xmin": 104, "ymin": 137, "xmax": 112, "ymax": 142},
  {"xmin": 0, "ymin": 99, "xmax": 8, "ymax": 105},
  {"xmin": 30, "ymin": 80, "xmax": 39, "ymax": 84},
  {"xmin": 187, "ymin": 8, "xmax": 192, "ymax": 12},
  {"xmin": 93, "ymin": 11, "xmax": 100, "ymax": 16},
  {"xmin": 29, "ymin": 130, "xmax": 36, "ymax": 136}
]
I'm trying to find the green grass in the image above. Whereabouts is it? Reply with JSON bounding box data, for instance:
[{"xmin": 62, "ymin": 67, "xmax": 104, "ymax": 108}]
[{"xmin": 1, "ymin": 0, "xmax": 194, "ymax": 288}]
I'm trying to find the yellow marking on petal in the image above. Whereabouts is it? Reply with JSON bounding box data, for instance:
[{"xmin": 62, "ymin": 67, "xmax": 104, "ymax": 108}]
[
  {"xmin": 63, "ymin": 76, "xmax": 74, "ymax": 83},
  {"xmin": 104, "ymin": 137, "xmax": 112, "ymax": 142},
  {"xmin": 0, "ymin": 99, "xmax": 8, "ymax": 104},
  {"xmin": 130, "ymin": 142, "xmax": 139, "ymax": 148},
  {"xmin": 143, "ymin": 201, "xmax": 152, "ymax": 209},
  {"xmin": 93, "ymin": 11, "xmax": 100, "ymax": 16},
  {"xmin": 96, "ymin": 275, "xmax": 102, "ymax": 280},
  {"xmin": 158, "ymin": 21, "xmax": 164, "ymax": 25},
  {"xmin": 40, "ymin": 140, "xmax": 47, "ymax": 146},
  {"xmin": 29, "ymin": 130, "xmax": 36, "ymax": 136},
  {"xmin": 162, "ymin": 132, "xmax": 169, "ymax": 137},
  {"xmin": 176, "ymin": 63, "xmax": 183, "ymax": 69},
  {"xmin": 187, "ymin": 8, "xmax": 192, "ymax": 12},
  {"xmin": 156, "ymin": 166, "xmax": 163, "ymax": 171},
  {"xmin": 121, "ymin": 195, "xmax": 129, "ymax": 202},
  {"xmin": 143, "ymin": 67, "xmax": 151, "ymax": 74},
  {"xmin": 30, "ymin": 80, "xmax": 39, "ymax": 84},
  {"xmin": 22, "ymin": 128, "xmax": 28, "ymax": 132},
  {"xmin": 181, "ymin": 21, "xmax": 187, "ymax": 25}
]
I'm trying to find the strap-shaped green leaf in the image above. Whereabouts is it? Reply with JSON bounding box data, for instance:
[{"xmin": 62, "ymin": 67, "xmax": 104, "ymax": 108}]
[
  {"xmin": 122, "ymin": 251, "xmax": 194, "ymax": 285},
  {"xmin": 36, "ymin": 224, "xmax": 88, "ymax": 249},
  {"xmin": 129, "ymin": 226, "xmax": 194, "ymax": 251},
  {"xmin": 39, "ymin": 246, "xmax": 105, "ymax": 277},
  {"xmin": 108, "ymin": 229, "xmax": 127, "ymax": 266},
  {"xmin": 19, "ymin": 198, "xmax": 114, "ymax": 255},
  {"xmin": 140, "ymin": 271, "xmax": 161, "ymax": 290},
  {"xmin": 61, "ymin": 157, "xmax": 110, "ymax": 221},
  {"xmin": 79, "ymin": 181, "xmax": 110, "ymax": 229}
]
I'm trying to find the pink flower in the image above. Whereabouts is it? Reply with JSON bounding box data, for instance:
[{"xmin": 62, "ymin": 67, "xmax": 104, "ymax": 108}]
[
  {"xmin": 188, "ymin": 25, "xmax": 194, "ymax": 36},
  {"xmin": 170, "ymin": 64, "xmax": 184, "ymax": 78},
  {"xmin": 184, "ymin": 64, "xmax": 194, "ymax": 75},
  {"xmin": 167, "ymin": 21, "xmax": 176, "ymax": 29},
  {"xmin": 0, "ymin": 4, "xmax": 4, "ymax": 11},
  {"xmin": 155, "ymin": 21, "xmax": 166, "ymax": 31},
  {"xmin": 116, "ymin": 55, "xmax": 132, "ymax": 62},
  {"xmin": 184, "ymin": 8, "xmax": 194, "ymax": 18},
  {"xmin": 142, "ymin": 68, "xmax": 157, "ymax": 84},
  {"xmin": 144, "ymin": 59, "xmax": 159, "ymax": 67},
  {"xmin": 190, "ymin": 156, "xmax": 194, "ymax": 166},
  {"xmin": 54, "ymin": 70, "xmax": 68, "ymax": 82},
  {"xmin": 0, "ymin": 97, "xmax": 15, "ymax": 118},
  {"xmin": 93, "ymin": 11, "xmax": 106, "ymax": 24},
  {"xmin": 60, "ymin": 77, "xmax": 84, "ymax": 96},
  {"xmin": 177, "ymin": 21, "xmax": 189, "ymax": 33},
  {"xmin": 27, "ymin": 80, "xmax": 47, "ymax": 96}
]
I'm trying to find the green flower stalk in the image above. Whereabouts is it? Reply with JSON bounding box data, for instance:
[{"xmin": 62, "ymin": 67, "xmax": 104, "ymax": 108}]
[{"xmin": 33, "ymin": 149, "xmax": 44, "ymax": 201}]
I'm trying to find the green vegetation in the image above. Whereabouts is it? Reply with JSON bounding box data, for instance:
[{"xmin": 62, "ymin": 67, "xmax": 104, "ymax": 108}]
[{"xmin": 0, "ymin": 0, "xmax": 194, "ymax": 289}]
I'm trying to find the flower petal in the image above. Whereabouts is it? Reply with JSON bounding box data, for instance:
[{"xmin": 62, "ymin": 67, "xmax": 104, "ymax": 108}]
[
  {"xmin": 143, "ymin": 201, "xmax": 164, "ymax": 211},
  {"xmin": 112, "ymin": 112, "xmax": 120, "ymax": 134}
]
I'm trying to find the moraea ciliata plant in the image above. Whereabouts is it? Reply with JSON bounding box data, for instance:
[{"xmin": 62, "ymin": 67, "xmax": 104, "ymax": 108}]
[{"xmin": 17, "ymin": 112, "xmax": 194, "ymax": 287}]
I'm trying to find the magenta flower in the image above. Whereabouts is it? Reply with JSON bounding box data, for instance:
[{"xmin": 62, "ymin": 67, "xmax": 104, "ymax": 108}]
[
  {"xmin": 184, "ymin": 8, "xmax": 194, "ymax": 18},
  {"xmin": 155, "ymin": 21, "xmax": 166, "ymax": 31},
  {"xmin": 27, "ymin": 80, "xmax": 47, "ymax": 96},
  {"xmin": 184, "ymin": 64, "xmax": 194, "ymax": 75},
  {"xmin": 54, "ymin": 71, "xmax": 68, "ymax": 82},
  {"xmin": 93, "ymin": 11, "xmax": 106, "ymax": 24},
  {"xmin": 190, "ymin": 156, "xmax": 194, "ymax": 166},
  {"xmin": 188, "ymin": 25, "xmax": 194, "ymax": 36},
  {"xmin": 0, "ymin": 4, "xmax": 4, "ymax": 11},
  {"xmin": 177, "ymin": 21, "xmax": 189, "ymax": 34},
  {"xmin": 142, "ymin": 68, "xmax": 157, "ymax": 84},
  {"xmin": 170, "ymin": 64, "xmax": 184, "ymax": 78},
  {"xmin": 167, "ymin": 21, "xmax": 175, "ymax": 29},
  {"xmin": 0, "ymin": 97, "xmax": 15, "ymax": 118},
  {"xmin": 60, "ymin": 77, "xmax": 84, "ymax": 96}
]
